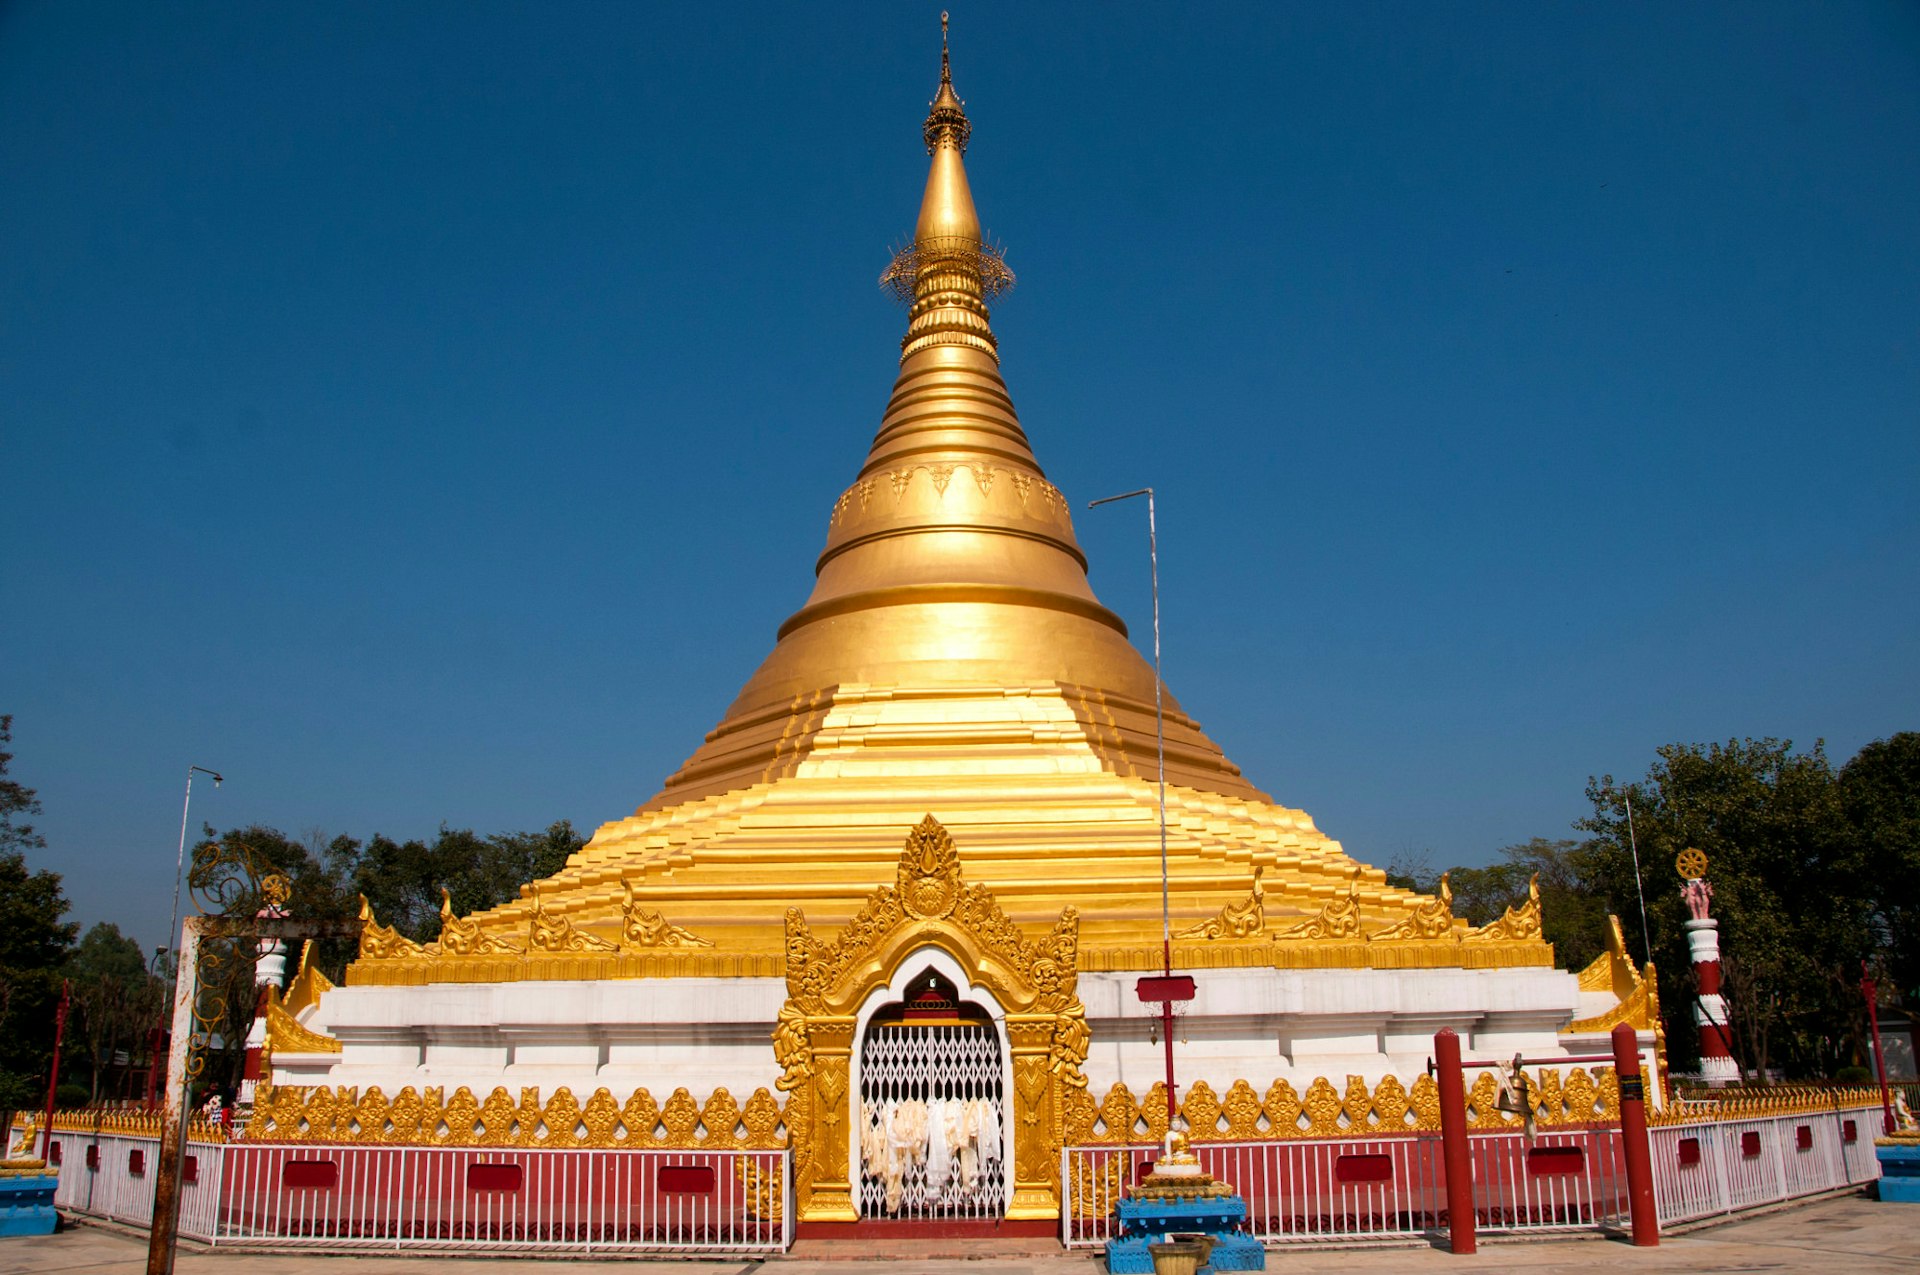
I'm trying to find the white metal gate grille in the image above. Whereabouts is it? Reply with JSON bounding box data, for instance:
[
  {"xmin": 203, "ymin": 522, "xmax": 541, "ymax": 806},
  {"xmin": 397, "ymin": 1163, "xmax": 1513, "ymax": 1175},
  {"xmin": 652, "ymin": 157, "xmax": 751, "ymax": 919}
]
[{"xmin": 856, "ymin": 1021, "xmax": 1005, "ymax": 1221}]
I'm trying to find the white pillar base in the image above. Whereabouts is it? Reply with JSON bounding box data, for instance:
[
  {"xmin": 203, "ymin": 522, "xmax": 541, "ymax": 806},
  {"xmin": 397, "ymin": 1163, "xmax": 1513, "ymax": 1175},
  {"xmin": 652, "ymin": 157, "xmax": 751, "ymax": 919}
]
[{"xmin": 1699, "ymin": 1055, "xmax": 1740, "ymax": 1085}]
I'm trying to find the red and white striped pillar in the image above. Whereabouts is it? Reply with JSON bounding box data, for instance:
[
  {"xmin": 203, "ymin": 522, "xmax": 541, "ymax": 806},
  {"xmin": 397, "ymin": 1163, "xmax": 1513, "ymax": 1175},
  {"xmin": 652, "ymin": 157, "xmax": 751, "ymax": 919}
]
[
  {"xmin": 240, "ymin": 875, "xmax": 293, "ymax": 1107},
  {"xmin": 1680, "ymin": 858, "xmax": 1738, "ymax": 1086}
]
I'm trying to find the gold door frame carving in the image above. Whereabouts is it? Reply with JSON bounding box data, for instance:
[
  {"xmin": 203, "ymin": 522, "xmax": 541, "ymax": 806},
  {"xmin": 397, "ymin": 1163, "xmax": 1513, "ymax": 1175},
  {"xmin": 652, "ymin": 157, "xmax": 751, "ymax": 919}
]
[{"xmin": 774, "ymin": 815, "xmax": 1088, "ymax": 1223}]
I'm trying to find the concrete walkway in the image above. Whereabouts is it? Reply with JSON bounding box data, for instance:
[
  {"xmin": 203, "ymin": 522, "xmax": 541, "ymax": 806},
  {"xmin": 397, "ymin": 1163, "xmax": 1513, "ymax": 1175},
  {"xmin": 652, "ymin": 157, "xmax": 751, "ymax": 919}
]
[{"xmin": 5, "ymin": 1192, "xmax": 1912, "ymax": 1274}]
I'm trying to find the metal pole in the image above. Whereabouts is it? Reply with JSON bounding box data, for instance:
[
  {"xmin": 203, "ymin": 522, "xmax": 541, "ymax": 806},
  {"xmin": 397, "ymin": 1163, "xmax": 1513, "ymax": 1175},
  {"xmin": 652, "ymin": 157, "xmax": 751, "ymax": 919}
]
[
  {"xmin": 165, "ymin": 767, "xmax": 222, "ymax": 997},
  {"xmin": 142, "ymin": 914, "xmax": 358, "ymax": 1275},
  {"xmin": 1433, "ymin": 1028, "xmax": 1475, "ymax": 1254},
  {"xmin": 1864, "ymin": 963, "xmax": 1895, "ymax": 1135},
  {"xmin": 1089, "ymin": 488, "xmax": 1176, "ymax": 1118},
  {"xmin": 1624, "ymin": 792, "xmax": 1653, "ymax": 964},
  {"xmin": 147, "ymin": 920, "xmax": 201, "ymax": 1275},
  {"xmin": 1612, "ymin": 1022, "xmax": 1659, "ymax": 1246},
  {"xmin": 144, "ymin": 947, "xmax": 168, "ymax": 1109},
  {"xmin": 38, "ymin": 980, "xmax": 70, "ymax": 1160}
]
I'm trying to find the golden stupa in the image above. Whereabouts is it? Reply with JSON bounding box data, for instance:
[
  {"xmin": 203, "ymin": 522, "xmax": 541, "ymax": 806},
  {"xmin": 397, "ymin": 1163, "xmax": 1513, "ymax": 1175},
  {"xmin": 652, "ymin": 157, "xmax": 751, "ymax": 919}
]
[{"xmin": 346, "ymin": 23, "xmax": 1551, "ymax": 989}]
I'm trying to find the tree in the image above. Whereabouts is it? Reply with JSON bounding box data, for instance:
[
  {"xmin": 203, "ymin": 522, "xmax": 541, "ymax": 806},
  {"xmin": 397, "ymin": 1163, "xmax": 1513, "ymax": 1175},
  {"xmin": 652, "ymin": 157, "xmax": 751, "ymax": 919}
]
[
  {"xmin": 0, "ymin": 717, "xmax": 78, "ymax": 1111},
  {"xmin": 1580, "ymin": 738, "xmax": 1865, "ymax": 1082},
  {"xmin": 1839, "ymin": 733, "xmax": 1920, "ymax": 1004},
  {"xmin": 64, "ymin": 922, "xmax": 162, "ymax": 1102},
  {"xmin": 1391, "ymin": 838, "xmax": 1614, "ymax": 974},
  {"xmin": 348, "ymin": 820, "xmax": 586, "ymax": 946},
  {"xmin": 0, "ymin": 716, "xmax": 44, "ymax": 861},
  {"xmin": 179, "ymin": 817, "xmax": 591, "ymax": 1094}
]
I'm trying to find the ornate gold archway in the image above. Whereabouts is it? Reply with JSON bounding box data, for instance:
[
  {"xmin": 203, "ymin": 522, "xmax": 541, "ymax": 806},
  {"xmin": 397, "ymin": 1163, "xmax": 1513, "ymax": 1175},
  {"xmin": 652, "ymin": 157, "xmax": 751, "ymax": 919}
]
[{"xmin": 773, "ymin": 815, "xmax": 1088, "ymax": 1223}]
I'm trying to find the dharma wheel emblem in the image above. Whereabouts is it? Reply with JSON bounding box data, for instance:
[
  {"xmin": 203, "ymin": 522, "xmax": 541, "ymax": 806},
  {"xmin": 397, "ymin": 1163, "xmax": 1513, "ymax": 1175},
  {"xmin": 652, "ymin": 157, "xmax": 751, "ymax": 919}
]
[{"xmin": 1675, "ymin": 847, "xmax": 1708, "ymax": 881}]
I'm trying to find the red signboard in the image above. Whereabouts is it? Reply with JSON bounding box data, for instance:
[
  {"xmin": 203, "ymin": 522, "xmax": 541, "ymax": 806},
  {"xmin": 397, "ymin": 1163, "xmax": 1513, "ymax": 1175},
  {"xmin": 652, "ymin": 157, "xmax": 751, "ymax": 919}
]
[
  {"xmin": 283, "ymin": 1159, "xmax": 340, "ymax": 1190},
  {"xmin": 1135, "ymin": 975, "xmax": 1196, "ymax": 1003},
  {"xmin": 183, "ymin": 1154, "xmax": 198, "ymax": 1185},
  {"xmin": 128, "ymin": 1148, "xmax": 145, "ymax": 1177},
  {"xmin": 1844, "ymin": 1120, "xmax": 1858, "ymax": 1144},
  {"xmin": 1740, "ymin": 1131, "xmax": 1762, "ymax": 1159},
  {"xmin": 1525, "ymin": 1146, "xmax": 1585, "ymax": 1177},
  {"xmin": 1676, "ymin": 1137, "xmax": 1701, "ymax": 1167},
  {"xmin": 657, "ymin": 1165, "xmax": 717, "ymax": 1195},
  {"xmin": 468, "ymin": 1163, "xmax": 524, "ymax": 1193},
  {"xmin": 1796, "ymin": 1125, "xmax": 1813, "ymax": 1151},
  {"xmin": 1334, "ymin": 1153, "xmax": 1394, "ymax": 1183}
]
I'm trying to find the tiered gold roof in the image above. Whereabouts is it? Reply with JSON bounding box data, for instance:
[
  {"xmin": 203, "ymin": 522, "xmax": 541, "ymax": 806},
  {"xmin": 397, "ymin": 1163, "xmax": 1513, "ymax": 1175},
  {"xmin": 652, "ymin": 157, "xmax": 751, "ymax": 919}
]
[{"xmin": 347, "ymin": 25, "xmax": 1551, "ymax": 987}]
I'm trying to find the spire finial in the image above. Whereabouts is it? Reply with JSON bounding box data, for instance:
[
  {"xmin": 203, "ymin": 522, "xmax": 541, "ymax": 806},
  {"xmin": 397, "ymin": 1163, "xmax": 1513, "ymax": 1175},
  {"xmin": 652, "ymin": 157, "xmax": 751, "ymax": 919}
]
[
  {"xmin": 924, "ymin": 12, "xmax": 970, "ymax": 154},
  {"xmin": 882, "ymin": 8, "xmax": 1010, "ymax": 304}
]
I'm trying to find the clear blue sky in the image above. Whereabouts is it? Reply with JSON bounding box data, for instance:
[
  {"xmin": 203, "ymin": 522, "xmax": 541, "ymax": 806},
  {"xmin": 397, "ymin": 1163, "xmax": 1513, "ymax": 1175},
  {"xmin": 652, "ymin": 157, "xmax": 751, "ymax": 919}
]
[{"xmin": 4, "ymin": 3, "xmax": 1916, "ymax": 953}]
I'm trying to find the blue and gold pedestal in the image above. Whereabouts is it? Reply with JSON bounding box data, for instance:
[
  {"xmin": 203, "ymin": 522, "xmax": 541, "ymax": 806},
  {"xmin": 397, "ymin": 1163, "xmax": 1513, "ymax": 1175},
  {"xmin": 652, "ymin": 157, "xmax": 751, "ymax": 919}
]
[
  {"xmin": 0, "ymin": 1174, "xmax": 57, "ymax": 1238},
  {"xmin": 1105, "ymin": 1195, "xmax": 1265, "ymax": 1273},
  {"xmin": 1877, "ymin": 1139, "xmax": 1920, "ymax": 1203}
]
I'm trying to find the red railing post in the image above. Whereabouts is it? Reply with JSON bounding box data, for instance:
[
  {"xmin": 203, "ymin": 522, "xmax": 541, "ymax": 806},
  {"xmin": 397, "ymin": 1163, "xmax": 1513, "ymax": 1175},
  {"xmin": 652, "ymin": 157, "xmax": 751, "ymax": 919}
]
[
  {"xmin": 1434, "ymin": 1028, "xmax": 1475, "ymax": 1254},
  {"xmin": 1612, "ymin": 1022, "xmax": 1659, "ymax": 1245},
  {"xmin": 1863, "ymin": 963, "xmax": 1896, "ymax": 1136},
  {"xmin": 39, "ymin": 979, "xmax": 71, "ymax": 1160}
]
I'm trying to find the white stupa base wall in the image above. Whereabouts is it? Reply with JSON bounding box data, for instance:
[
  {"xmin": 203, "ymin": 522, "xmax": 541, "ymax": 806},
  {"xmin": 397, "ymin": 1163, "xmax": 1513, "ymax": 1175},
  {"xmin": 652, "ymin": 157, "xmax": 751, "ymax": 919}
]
[{"xmin": 276, "ymin": 964, "xmax": 1587, "ymax": 1099}]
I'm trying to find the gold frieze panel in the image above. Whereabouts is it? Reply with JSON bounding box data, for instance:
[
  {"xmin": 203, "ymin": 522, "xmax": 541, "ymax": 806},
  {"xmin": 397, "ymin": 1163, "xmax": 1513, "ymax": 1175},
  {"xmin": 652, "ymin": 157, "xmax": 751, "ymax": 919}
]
[
  {"xmin": 246, "ymin": 1081, "xmax": 786, "ymax": 1150},
  {"xmin": 1064, "ymin": 1065, "xmax": 1623, "ymax": 1145}
]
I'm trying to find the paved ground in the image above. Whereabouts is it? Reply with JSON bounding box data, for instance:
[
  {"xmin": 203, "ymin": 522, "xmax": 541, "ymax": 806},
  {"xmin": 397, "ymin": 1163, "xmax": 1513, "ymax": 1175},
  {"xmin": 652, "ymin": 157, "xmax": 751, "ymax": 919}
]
[{"xmin": 5, "ymin": 1192, "xmax": 1913, "ymax": 1274}]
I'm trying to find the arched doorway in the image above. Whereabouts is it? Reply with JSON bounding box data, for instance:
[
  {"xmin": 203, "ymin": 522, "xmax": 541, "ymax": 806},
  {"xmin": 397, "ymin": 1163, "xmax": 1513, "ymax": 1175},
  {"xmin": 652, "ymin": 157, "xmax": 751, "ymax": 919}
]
[
  {"xmin": 773, "ymin": 815, "xmax": 1088, "ymax": 1226},
  {"xmin": 853, "ymin": 962, "xmax": 1008, "ymax": 1221}
]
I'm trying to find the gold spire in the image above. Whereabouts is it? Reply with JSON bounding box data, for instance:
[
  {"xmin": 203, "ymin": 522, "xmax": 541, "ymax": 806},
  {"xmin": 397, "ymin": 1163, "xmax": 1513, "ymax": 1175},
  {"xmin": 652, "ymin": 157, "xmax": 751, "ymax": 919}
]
[{"xmin": 644, "ymin": 17, "xmax": 1256, "ymax": 809}]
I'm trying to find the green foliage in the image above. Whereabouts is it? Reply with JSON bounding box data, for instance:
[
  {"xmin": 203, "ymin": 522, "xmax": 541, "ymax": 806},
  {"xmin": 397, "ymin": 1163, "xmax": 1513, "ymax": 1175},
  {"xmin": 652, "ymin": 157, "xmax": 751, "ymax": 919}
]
[
  {"xmin": 64, "ymin": 922, "xmax": 164, "ymax": 1102},
  {"xmin": 1839, "ymin": 733, "xmax": 1920, "ymax": 1000},
  {"xmin": 179, "ymin": 818, "xmax": 588, "ymax": 1094},
  {"xmin": 1392, "ymin": 838, "xmax": 1613, "ymax": 973},
  {"xmin": 1579, "ymin": 738, "xmax": 1868, "ymax": 1081},
  {"xmin": 344, "ymin": 821, "xmax": 584, "ymax": 946},
  {"xmin": 0, "ymin": 717, "xmax": 78, "ymax": 1111},
  {"xmin": 0, "ymin": 716, "xmax": 45, "ymax": 860}
]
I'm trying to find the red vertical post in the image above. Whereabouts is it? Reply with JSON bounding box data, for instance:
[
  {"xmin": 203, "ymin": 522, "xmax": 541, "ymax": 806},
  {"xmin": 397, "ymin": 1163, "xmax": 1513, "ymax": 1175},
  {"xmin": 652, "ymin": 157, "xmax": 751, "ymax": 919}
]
[
  {"xmin": 1161, "ymin": 936, "xmax": 1178, "ymax": 1126},
  {"xmin": 1863, "ymin": 965, "xmax": 1896, "ymax": 1135},
  {"xmin": 39, "ymin": 980, "xmax": 71, "ymax": 1160},
  {"xmin": 1612, "ymin": 1022, "xmax": 1659, "ymax": 1246},
  {"xmin": 1161, "ymin": 1001, "xmax": 1177, "ymax": 1120},
  {"xmin": 1434, "ymin": 1028, "xmax": 1475, "ymax": 1255}
]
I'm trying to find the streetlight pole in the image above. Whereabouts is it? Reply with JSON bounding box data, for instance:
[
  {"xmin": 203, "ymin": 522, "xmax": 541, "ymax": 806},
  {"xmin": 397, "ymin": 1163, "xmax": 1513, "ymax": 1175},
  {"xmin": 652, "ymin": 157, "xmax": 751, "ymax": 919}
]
[
  {"xmin": 164, "ymin": 766, "xmax": 223, "ymax": 990},
  {"xmin": 1089, "ymin": 487, "xmax": 1188, "ymax": 1125}
]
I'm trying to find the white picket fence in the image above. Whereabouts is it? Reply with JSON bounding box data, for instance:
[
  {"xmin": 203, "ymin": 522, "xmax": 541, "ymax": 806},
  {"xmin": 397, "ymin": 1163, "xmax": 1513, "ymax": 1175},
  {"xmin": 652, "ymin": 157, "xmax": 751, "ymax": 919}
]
[
  {"xmin": 41, "ymin": 1129, "xmax": 227, "ymax": 1238},
  {"xmin": 1649, "ymin": 1101, "xmax": 1883, "ymax": 1224},
  {"xmin": 29, "ymin": 1126, "xmax": 792, "ymax": 1254}
]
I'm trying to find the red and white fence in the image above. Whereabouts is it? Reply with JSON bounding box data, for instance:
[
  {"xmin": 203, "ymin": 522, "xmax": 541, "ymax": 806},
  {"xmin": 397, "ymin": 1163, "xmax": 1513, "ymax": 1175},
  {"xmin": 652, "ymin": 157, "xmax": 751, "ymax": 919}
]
[
  {"xmin": 22, "ymin": 1100, "xmax": 1886, "ymax": 1254},
  {"xmin": 27, "ymin": 1126, "xmax": 791, "ymax": 1254},
  {"xmin": 1650, "ymin": 1101, "xmax": 1882, "ymax": 1225},
  {"xmin": 40, "ymin": 1128, "xmax": 227, "ymax": 1238},
  {"xmin": 1062, "ymin": 1127, "xmax": 1629, "ymax": 1249}
]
